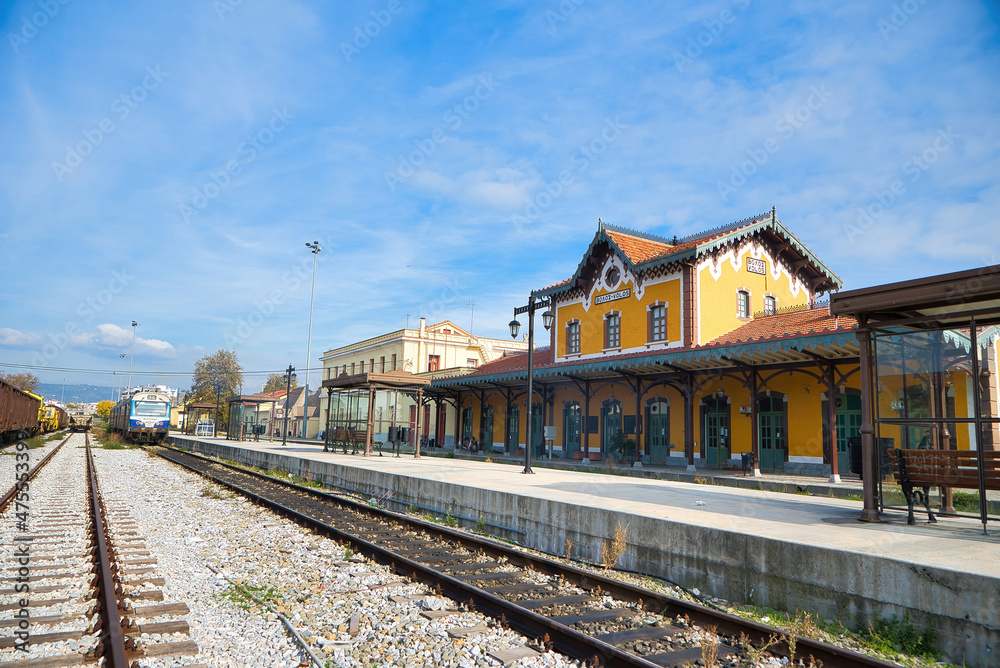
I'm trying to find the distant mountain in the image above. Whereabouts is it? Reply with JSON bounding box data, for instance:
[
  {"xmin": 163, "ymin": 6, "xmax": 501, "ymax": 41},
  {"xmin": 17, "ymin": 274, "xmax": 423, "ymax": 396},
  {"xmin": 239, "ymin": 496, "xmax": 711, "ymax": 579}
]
[{"xmin": 36, "ymin": 383, "xmax": 119, "ymax": 405}]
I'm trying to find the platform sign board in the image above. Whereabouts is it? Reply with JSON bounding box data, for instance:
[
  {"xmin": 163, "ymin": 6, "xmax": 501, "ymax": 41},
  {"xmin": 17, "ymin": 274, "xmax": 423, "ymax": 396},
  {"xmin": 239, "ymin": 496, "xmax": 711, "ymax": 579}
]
[
  {"xmin": 747, "ymin": 257, "xmax": 766, "ymax": 275},
  {"xmin": 543, "ymin": 425, "xmax": 556, "ymax": 440}
]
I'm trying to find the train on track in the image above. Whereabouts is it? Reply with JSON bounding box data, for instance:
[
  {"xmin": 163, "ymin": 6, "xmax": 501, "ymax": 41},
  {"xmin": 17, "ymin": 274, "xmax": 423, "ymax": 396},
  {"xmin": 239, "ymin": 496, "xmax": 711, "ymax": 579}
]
[
  {"xmin": 109, "ymin": 387, "xmax": 171, "ymax": 443},
  {"xmin": 0, "ymin": 377, "xmax": 70, "ymax": 444}
]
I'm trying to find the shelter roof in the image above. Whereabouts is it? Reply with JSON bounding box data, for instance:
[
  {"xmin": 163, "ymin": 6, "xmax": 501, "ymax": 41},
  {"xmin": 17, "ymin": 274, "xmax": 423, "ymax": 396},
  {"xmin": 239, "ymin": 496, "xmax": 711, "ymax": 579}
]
[
  {"xmin": 322, "ymin": 370, "xmax": 431, "ymax": 391},
  {"xmin": 831, "ymin": 264, "xmax": 1000, "ymax": 329},
  {"xmin": 431, "ymin": 320, "xmax": 858, "ymax": 390}
]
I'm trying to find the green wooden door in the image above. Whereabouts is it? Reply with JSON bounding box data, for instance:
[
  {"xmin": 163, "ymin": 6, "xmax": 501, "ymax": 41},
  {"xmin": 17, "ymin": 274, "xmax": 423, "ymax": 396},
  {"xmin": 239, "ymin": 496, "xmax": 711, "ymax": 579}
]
[
  {"xmin": 481, "ymin": 407, "xmax": 493, "ymax": 451},
  {"xmin": 704, "ymin": 398, "xmax": 727, "ymax": 467},
  {"xmin": 646, "ymin": 400, "xmax": 670, "ymax": 465},
  {"xmin": 531, "ymin": 404, "xmax": 544, "ymax": 456},
  {"xmin": 601, "ymin": 400, "xmax": 622, "ymax": 456},
  {"xmin": 835, "ymin": 394, "xmax": 861, "ymax": 474},
  {"xmin": 462, "ymin": 405, "xmax": 473, "ymax": 441},
  {"xmin": 757, "ymin": 396, "xmax": 785, "ymax": 471},
  {"xmin": 563, "ymin": 403, "xmax": 580, "ymax": 457},
  {"xmin": 507, "ymin": 405, "xmax": 519, "ymax": 452}
]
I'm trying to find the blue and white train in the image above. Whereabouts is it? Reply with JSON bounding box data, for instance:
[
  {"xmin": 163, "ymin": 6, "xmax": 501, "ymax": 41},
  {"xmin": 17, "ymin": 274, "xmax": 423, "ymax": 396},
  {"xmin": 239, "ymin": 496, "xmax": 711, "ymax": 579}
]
[{"xmin": 109, "ymin": 388, "xmax": 172, "ymax": 443}]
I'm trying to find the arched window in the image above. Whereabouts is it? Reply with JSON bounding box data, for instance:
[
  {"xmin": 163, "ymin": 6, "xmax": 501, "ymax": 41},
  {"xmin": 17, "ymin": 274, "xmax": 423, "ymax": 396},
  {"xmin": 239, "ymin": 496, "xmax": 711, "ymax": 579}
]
[
  {"xmin": 604, "ymin": 312, "xmax": 621, "ymax": 349},
  {"xmin": 764, "ymin": 295, "xmax": 776, "ymax": 316},
  {"xmin": 737, "ymin": 291, "xmax": 750, "ymax": 318}
]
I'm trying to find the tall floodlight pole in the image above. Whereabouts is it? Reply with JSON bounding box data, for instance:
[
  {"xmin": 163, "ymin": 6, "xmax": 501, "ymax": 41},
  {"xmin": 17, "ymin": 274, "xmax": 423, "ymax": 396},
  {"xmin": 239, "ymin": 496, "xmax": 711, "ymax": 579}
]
[
  {"xmin": 116, "ymin": 353, "xmax": 126, "ymax": 400},
  {"xmin": 302, "ymin": 241, "xmax": 322, "ymax": 440},
  {"xmin": 509, "ymin": 296, "xmax": 554, "ymax": 474},
  {"xmin": 126, "ymin": 321, "xmax": 139, "ymax": 395},
  {"xmin": 282, "ymin": 364, "xmax": 296, "ymax": 446}
]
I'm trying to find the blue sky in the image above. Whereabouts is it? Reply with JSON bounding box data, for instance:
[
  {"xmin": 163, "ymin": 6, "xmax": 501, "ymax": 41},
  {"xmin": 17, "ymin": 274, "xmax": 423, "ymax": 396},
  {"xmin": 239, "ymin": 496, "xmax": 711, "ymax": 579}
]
[{"xmin": 1, "ymin": 0, "xmax": 998, "ymax": 391}]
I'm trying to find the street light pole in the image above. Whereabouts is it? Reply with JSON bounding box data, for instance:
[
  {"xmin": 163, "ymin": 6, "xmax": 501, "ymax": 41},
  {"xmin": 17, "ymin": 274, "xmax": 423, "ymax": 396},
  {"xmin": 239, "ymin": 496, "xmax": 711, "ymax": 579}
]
[
  {"xmin": 116, "ymin": 353, "xmax": 126, "ymax": 401},
  {"xmin": 282, "ymin": 364, "xmax": 296, "ymax": 446},
  {"xmin": 302, "ymin": 241, "xmax": 322, "ymax": 440},
  {"xmin": 126, "ymin": 321, "xmax": 139, "ymax": 394},
  {"xmin": 509, "ymin": 296, "xmax": 554, "ymax": 474}
]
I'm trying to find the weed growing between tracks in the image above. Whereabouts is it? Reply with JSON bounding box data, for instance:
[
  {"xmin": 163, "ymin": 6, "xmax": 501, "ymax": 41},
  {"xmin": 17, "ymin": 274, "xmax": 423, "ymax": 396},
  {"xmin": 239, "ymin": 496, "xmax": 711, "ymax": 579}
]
[{"xmin": 217, "ymin": 581, "xmax": 283, "ymax": 612}]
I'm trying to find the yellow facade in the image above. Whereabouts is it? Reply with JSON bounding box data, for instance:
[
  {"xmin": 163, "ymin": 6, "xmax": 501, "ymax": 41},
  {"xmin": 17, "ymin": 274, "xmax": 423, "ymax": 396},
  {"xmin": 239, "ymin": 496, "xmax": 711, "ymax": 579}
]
[{"xmin": 697, "ymin": 244, "xmax": 811, "ymax": 346}]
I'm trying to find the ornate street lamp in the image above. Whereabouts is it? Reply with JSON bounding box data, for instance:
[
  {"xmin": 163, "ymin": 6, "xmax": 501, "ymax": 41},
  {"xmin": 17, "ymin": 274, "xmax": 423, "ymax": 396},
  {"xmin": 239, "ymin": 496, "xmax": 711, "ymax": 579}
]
[
  {"xmin": 510, "ymin": 295, "xmax": 554, "ymax": 474},
  {"xmin": 282, "ymin": 364, "xmax": 296, "ymax": 446}
]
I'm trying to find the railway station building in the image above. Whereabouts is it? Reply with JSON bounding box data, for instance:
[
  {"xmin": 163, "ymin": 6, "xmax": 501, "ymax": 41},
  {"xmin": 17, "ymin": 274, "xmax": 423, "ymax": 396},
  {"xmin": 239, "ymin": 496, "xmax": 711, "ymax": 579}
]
[{"xmin": 429, "ymin": 210, "xmax": 1000, "ymax": 480}]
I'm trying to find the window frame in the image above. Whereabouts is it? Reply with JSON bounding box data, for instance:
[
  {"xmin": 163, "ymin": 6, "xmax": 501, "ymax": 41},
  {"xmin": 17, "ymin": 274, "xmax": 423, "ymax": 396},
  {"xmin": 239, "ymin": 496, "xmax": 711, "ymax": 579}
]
[
  {"xmin": 648, "ymin": 302, "xmax": 667, "ymax": 343},
  {"xmin": 565, "ymin": 320, "xmax": 581, "ymax": 355},
  {"xmin": 604, "ymin": 311, "xmax": 622, "ymax": 351}
]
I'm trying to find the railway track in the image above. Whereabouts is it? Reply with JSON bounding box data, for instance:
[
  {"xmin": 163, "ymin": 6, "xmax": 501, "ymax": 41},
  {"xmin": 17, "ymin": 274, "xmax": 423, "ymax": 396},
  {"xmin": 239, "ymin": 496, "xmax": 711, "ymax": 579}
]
[
  {"xmin": 154, "ymin": 444, "xmax": 899, "ymax": 668},
  {"xmin": 0, "ymin": 433, "xmax": 199, "ymax": 667}
]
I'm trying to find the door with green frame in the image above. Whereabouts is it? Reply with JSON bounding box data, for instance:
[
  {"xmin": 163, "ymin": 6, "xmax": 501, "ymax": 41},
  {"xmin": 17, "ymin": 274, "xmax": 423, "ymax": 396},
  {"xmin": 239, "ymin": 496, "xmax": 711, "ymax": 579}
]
[
  {"xmin": 563, "ymin": 402, "xmax": 580, "ymax": 458},
  {"xmin": 481, "ymin": 406, "xmax": 493, "ymax": 451},
  {"xmin": 703, "ymin": 397, "xmax": 728, "ymax": 467},
  {"xmin": 461, "ymin": 405, "xmax": 474, "ymax": 442},
  {"xmin": 601, "ymin": 399, "xmax": 622, "ymax": 455},
  {"xmin": 757, "ymin": 395, "xmax": 785, "ymax": 471},
  {"xmin": 507, "ymin": 404, "xmax": 519, "ymax": 452},
  {"xmin": 531, "ymin": 404, "xmax": 544, "ymax": 456},
  {"xmin": 835, "ymin": 393, "xmax": 861, "ymax": 474},
  {"xmin": 645, "ymin": 399, "xmax": 670, "ymax": 465}
]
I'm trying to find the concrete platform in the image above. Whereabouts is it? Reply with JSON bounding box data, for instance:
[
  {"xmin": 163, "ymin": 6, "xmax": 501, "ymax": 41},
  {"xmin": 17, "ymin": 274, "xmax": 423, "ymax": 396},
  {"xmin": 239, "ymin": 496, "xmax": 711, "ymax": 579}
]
[{"xmin": 168, "ymin": 435, "xmax": 999, "ymax": 666}]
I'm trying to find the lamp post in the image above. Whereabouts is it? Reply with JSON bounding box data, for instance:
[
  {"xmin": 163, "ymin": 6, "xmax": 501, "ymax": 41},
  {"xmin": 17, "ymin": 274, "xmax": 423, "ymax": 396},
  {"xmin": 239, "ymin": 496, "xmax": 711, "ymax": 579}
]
[
  {"xmin": 213, "ymin": 379, "xmax": 223, "ymax": 438},
  {"xmin": 116, "ymin": 353, "xmax": 126, "ymax": 400},
  {"xmin": 282, "ymin": 364, "xmax": 296, "ymax": 446},
  {"xmin": 302, "ymin": 241, "xmax": 322, "ymax": 440},
  {"xmin": 509, "ymin": 295, "xmax": 554, "ymax": 474},
  {"xmin": 126, "ymin": 321, "xmax": 139, "ymax": 395}
]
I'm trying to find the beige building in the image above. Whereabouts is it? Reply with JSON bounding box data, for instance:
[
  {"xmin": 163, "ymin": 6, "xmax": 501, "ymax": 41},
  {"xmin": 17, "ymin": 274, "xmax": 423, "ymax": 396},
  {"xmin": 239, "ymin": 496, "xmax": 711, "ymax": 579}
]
[{"xmin": 318, "ymin": 318, "xmax": 527, "ymax": 447}]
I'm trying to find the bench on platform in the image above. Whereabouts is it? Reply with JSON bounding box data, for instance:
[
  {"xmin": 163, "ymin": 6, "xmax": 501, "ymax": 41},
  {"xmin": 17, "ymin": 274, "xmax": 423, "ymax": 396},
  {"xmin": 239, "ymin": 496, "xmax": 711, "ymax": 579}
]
[
  {"xmin": 893, "ymin": 448, "xmax": 1000, "ymax": 525},
  {"xmin": 325, "ymin": 427, "xmax": 368, "ymax": 455}
]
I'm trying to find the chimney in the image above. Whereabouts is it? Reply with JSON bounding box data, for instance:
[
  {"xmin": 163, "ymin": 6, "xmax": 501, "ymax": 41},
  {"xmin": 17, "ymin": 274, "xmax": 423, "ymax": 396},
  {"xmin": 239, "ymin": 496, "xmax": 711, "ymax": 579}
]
[{"xmin": 419, "ymin": 317, "xmax": 426, "ymax": 338}]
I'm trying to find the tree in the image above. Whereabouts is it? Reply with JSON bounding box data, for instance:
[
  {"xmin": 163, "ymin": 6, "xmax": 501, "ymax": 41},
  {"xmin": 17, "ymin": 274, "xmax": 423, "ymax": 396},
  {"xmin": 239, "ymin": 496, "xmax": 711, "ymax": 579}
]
[
  {"xmin": 263, "ymin": 373, "xmax": 298, "ymax": 393},
  {"xmin": 95, "ymin": 400, "xmax": 114, "ymax": 420},
  {"xmin": 0, "ymin": 371, "xmax": 40, "ymax": 393},
  {"xmin": 190, "ymin": 350, "xmax": 244, "ymax": 431}
]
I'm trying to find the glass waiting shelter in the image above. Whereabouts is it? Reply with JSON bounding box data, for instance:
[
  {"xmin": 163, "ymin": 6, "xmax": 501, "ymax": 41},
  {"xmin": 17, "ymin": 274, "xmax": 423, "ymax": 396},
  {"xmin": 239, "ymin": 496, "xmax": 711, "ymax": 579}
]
[
  {"xmin": 322, "ymin": 370, "xmax": 431, "ymax": 457},
  {"xmin": 832, "ymin": 264, "xmax": 1000, "ymax": 532}
]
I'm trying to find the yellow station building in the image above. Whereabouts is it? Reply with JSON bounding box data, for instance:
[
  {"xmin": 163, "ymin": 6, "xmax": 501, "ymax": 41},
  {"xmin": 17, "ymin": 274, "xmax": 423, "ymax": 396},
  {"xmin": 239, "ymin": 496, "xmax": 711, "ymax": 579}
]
[{"xmin": 431, "ymin": 209, "xmax": 1000, "ymax": 479}]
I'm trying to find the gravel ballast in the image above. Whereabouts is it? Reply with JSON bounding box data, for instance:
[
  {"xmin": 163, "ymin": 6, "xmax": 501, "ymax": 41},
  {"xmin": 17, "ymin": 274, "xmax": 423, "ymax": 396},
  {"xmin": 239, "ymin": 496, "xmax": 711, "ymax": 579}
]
[{"xmin": 89, "ymin": 447, "xmax": 581, "ymax": 667}]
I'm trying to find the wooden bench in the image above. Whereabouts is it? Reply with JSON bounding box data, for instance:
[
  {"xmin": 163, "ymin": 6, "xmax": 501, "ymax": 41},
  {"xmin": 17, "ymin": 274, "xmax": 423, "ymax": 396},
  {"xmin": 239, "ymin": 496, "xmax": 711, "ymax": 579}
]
[
  {"xmin": 893, "ymin": 448, "xmax": 1000, "ymax": 525},
  {"xmin": 325, "ymin": 428, "xmax": 368, "ymax": 455}
]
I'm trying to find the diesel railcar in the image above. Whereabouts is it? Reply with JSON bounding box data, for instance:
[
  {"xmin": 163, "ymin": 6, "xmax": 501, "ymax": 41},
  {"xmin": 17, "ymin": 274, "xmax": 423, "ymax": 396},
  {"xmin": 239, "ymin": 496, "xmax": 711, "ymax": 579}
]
[
  {"xmin": 0, "ymin": 378, "xmax": 42, "ymax": 445},
  {"xmin": 109, "ymin": 388, "xmax": 171, "ymax": 443}
]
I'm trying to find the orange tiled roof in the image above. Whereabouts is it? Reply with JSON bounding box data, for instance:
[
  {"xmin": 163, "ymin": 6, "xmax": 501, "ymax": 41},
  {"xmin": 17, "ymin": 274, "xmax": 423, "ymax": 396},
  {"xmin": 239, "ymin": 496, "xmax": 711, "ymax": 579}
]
[
  {"xmin": 465, "ymin": 348, "xmax": 554, "ymax": 376},
  {"xmin": 605, "ymin": 230, "xmax": 674, "ymax": 264},
  {"xmin": 707, "ymin": 306, "xmax": 858, "ymax": 345}
]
